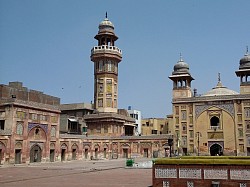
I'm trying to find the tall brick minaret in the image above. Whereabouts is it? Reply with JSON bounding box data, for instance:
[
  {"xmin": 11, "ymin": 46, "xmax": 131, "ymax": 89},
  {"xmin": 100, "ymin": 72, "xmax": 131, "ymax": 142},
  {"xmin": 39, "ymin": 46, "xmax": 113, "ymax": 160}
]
[
  {"xmin": 85, "ymin": 14, "xmax": 135, "ymax": 137},
  {"xmin": 90, "ymin": 13, "xmax": 122, "ymax": 113}
]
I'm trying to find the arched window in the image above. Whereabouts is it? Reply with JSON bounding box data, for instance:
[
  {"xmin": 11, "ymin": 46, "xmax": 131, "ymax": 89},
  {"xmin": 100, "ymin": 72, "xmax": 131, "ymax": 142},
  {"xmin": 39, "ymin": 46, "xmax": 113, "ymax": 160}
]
[{"xmin": 210, "ymin": 116, "xmax": 220, "ymax": 129}]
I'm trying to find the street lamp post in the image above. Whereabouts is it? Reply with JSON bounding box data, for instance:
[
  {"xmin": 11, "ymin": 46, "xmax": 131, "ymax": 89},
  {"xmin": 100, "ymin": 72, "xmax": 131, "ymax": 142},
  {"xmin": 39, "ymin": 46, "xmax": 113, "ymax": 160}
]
[{"xmin": 168, "ymin": 138, "xmax": 173, "ymax": 157}]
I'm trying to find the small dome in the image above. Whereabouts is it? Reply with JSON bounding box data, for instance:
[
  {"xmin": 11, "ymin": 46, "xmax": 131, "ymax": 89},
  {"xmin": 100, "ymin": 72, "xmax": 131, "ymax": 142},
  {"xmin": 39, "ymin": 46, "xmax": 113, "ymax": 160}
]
[
  {"xmin": 239, "ymin": 53, "xmax": 250, "ymax": 69},
  {"xmin": 172, "ymin": 58, "xmax": 190, "ymax": 75},
  {"xmin": 99, "ymin": 18, "xmax": 114, "ymax": 30},
  {"xmin": 202, "ymin": 81, "xmax": 239, "ymax": 96}
]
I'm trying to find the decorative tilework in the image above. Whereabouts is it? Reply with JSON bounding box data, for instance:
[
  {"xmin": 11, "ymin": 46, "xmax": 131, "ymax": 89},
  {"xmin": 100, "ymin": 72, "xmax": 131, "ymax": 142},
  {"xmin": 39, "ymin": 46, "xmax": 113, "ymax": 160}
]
[
  {"xmin": 28, "ymin": 123, "xmax": 48, "ymax": 133},
  {"xmin": 50, "ymin": 127, "xmax": 56, "ymax": 137},
  {"xmin": 179, "ymin": 168, "xmax": 202, "ymax": 179},
  {"xmin": 16, "ymin": 123, "xmax": 23, "ymax": 135},
  {"xmin": 155, "ymin": 168, "xmax": 177, "ymax": 178},
  {"xmin": 204, "ymin": 169, "xmax": 228, "ymax": 179},
  {"xmin": 230, "ymin": 169, "xmax": 250, "ymax": 180},
  {"xmin": 162, "ymin": 181, "xmax": 169, "ymax": 187},
  {"xmin": 195, "ymin": 103, "xmax": 234, "ymax": 119},
  {"xmin": 30, "ymin": 142, "xmax": 44, "ymax": 149},
  {"xmin": 240, "ymin": 183, "xmax": 247, "ymax": 187},
  {"xmin": 187, "ymin": 181, "xmax": 194, "ymax": 187}
]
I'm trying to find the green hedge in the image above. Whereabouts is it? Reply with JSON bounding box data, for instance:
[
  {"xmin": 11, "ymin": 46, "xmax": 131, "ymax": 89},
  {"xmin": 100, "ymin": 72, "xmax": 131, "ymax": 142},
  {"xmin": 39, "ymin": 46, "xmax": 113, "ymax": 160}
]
[{"xmin": 179, "ymin": 156, "xmax": 250, "ymax": 160}]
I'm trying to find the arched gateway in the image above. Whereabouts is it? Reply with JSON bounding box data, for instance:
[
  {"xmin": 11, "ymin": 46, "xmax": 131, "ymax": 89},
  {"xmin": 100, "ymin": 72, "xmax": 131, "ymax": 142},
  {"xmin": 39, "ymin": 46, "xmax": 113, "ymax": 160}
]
[{"xmin": 210, "ymin": 143, "xmax": 223, "ymax": 156}]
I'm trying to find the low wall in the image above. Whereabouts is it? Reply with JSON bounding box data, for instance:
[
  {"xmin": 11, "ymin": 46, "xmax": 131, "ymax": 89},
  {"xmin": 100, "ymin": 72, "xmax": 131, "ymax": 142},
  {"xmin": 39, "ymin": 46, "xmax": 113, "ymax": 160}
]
[{"xmin": 153, "ymin": 156, "xmax": 250, "ymax": 187}]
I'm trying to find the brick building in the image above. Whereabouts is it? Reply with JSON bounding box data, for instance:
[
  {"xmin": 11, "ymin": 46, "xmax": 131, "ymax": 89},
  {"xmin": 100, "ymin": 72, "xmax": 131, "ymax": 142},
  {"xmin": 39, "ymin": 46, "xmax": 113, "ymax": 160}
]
[
  {"xmin": 0, "ymin": 82, "xmax": 60, "ymax": 164},
  {"xmin": 141, "ymin": 118, "xmax": 170, "ymax": 135},
  {"xmin": 60, "ymin": 103, "xmax": 93, "ymax": 135}
]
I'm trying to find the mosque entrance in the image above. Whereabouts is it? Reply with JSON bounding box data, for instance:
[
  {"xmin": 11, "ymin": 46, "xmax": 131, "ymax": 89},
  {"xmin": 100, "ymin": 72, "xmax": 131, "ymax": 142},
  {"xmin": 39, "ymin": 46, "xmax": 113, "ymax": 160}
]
[
  {"xmin": 123, "ymin": 148, "xmax": 128, "ymax": 158},
  {"xmin": 84, "ymin": 149, "xmax": 88, "ymax": 159},
  {"xmin": 210, "ymin": 143, "xmax": 223, "ymax": 156},
  {"xmin": 15, "ymin": 149, "xmax": 22, "ymax": 164},
  {"xmin": 30, "ymin": 145, "xmax": 42, "ymax": 163},
  {"xmin": 61, "ymin": 149, "xmax": 66, "ymax": 161},
  {"xmin": 50, "ymin": 149, "xmax": 55, "ymax": 162},
  {"xmin": 72, "ymin": 149, "xmax": 77, "ymax": 160}
]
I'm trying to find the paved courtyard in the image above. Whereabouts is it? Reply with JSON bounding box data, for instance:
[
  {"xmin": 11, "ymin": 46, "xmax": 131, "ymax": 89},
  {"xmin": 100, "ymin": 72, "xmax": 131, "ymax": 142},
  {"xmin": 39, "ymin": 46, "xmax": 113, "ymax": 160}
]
[{"xmin": 0, "ymin": 158, "xmax": 152, "ymax": 187}]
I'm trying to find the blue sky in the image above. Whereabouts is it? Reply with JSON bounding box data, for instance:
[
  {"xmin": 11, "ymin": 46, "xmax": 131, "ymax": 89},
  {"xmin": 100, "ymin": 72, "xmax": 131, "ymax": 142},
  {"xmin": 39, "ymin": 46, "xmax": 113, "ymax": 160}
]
[{"xmin": 0, "ymin": 0, "xmax": 250, "ymax": 118}]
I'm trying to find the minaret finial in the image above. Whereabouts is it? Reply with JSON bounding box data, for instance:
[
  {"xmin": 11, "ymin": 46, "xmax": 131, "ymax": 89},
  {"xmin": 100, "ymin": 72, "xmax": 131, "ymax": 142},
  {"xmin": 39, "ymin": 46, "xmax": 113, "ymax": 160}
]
[
  {"xmin": 218, "ymin": 72, "xmax": 221, "ymax": 82},
  {"xmin": 246, "ymin": 46, "xmax": 249, "ymax": 54},
  {"xmin": 105, "ymin": 12, "xmax": 108, "ymax": 19}
]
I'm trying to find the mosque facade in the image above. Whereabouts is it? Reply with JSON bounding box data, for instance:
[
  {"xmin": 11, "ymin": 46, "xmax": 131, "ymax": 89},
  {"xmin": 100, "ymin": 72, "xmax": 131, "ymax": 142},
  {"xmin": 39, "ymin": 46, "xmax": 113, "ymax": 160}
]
[{"xmin": 168, "ymin": 51, "xmax": 250, "ymax": 156}]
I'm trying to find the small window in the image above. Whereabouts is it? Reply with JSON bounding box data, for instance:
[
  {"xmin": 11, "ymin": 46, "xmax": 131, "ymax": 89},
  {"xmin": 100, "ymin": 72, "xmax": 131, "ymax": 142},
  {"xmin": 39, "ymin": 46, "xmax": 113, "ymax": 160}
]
[
  {"xmin": 35, "ymin": 128, "xmax": 39, "ymax": 135},
  {"xmin": 0, "ymin": 120, "xmax": 5, "ymax": 130},
  {"xmin": 183, "ymin": 125, "xmax": 186, "ymax": 131},
  {"xmin": 152, "ymin": 130, "xmax": 157, "ymax": 134}
]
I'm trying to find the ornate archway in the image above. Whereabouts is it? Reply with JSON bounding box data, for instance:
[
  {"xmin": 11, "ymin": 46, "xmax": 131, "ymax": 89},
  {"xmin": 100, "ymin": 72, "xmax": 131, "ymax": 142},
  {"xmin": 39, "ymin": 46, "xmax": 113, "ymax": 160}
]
[
  {"xmin": 61, "ymin": 143, "xmax": 68, "ymax": 161},
  {"xmin": 30, "ymin": 144, "xmax": 42, "ymax": 163},
  {"xmin": 71, "ymin": 143, "xmax": 78, "ymax": 160}
]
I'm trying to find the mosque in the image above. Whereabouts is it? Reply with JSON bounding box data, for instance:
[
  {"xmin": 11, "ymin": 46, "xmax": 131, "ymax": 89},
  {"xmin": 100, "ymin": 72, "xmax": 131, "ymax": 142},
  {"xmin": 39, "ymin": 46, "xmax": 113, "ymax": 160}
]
[
  {"xmin": 168, "ymin": 48, "xmax": 250, "ymax": 156},
  {"xmin": 0, "ymin": 15, "xmax": 249, "ymax": 164}
]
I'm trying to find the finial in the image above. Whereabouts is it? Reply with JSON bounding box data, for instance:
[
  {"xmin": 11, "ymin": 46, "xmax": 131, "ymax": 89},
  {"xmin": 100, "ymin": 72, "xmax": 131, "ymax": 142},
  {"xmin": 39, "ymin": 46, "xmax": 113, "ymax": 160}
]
[
  {"xmin": 179, "ymin": 52, "xmax": 183, "ymax": 61},
  {"xmin": 246, "ymin": 46, "xmax": 249, "ymax": 54},
  {"xmin": 105, "ymin": 12, "xmax": 108, "ymax": 19},
  {"xmin": 216, "ymin": 72, "xmax": 223, "ymax": 87}
]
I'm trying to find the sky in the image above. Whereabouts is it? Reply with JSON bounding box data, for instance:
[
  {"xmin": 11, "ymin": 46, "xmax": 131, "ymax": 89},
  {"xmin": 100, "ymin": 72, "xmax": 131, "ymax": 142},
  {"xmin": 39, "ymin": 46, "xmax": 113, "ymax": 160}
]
[{"xmin": 0, "ymin": 0, "xmax": 250, "ymax": 118}]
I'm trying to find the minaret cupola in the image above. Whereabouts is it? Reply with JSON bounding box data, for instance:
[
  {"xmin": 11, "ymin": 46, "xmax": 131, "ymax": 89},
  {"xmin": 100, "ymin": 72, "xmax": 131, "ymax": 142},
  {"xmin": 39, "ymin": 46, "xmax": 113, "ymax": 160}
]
[
  {"xmin": 235, "ymin": 46, "xmax": 250, "ymax": 94},
  {"xmin": 169, "ymin": 54, "xmax": 194, "ymax": 99}
]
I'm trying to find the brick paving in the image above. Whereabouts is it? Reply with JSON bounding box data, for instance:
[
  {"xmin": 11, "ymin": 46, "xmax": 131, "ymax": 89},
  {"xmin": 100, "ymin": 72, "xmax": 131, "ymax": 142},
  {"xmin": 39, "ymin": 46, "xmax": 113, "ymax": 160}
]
[{"xmin": 0, "ymin": 158, "xmax": 152, "ymax": 187}]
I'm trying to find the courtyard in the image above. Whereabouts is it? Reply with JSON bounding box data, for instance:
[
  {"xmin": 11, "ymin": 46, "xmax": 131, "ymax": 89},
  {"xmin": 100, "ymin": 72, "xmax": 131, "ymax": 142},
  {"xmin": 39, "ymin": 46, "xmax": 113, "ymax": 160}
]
[{"xmin": 0, "ymin": 158, "xmax": 152, "ymax": 187}]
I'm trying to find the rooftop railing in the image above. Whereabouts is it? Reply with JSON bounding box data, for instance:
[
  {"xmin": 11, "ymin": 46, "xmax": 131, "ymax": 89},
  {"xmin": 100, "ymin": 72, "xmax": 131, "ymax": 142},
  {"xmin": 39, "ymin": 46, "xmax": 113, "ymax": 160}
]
[{"xmin": 91, "ymin": 45, "xmax": 122, "ymax": 56}]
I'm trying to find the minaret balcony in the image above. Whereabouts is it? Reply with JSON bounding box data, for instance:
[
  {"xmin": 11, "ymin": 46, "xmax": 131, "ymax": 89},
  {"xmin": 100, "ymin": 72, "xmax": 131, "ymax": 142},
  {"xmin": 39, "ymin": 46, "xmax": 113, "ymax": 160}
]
[{"xmin": 91, "ymin": 45, "xmax": 122, "ymax": 57}]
